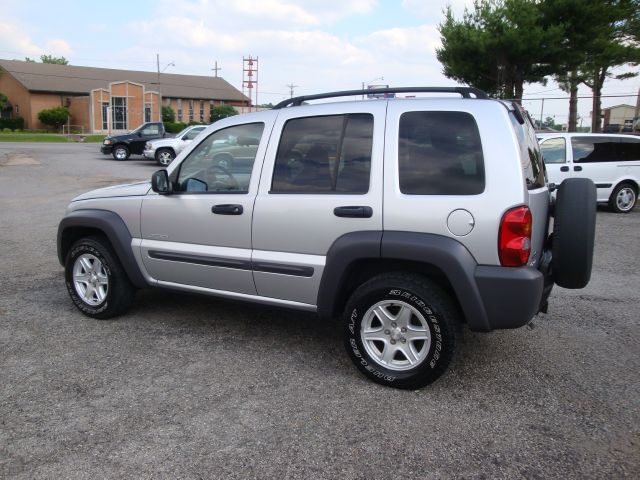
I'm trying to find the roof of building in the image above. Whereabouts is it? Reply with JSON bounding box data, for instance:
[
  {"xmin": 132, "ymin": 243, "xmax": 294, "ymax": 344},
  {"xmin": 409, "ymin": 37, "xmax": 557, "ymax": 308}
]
[
  {"xmin": 0, "ymin": 59, "xmax": 248, "ymax": 101},
  {"xmin": 603, "ymin": 104, "xmax": 635, "ymax": 111}
]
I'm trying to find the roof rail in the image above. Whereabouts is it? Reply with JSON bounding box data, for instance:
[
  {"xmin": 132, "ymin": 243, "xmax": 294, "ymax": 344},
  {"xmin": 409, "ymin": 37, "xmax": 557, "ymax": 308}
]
[{"xmin": 272, "ymin": 86, "xmax": 489, "ymax": 109}]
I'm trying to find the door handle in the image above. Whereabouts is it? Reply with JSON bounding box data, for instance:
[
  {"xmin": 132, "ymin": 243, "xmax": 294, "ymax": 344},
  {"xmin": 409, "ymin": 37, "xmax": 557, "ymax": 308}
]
[
  {"xmin": 560, "ymin": 166, "xmax": 569, "ymax": 172},
  {"xmin": 212, "ymin": 204, "xmax": 243, "ymax": 215},
  {"xmin": 574, "ymin": 166, "xmax": 583, "ymax": 171},
  {"xmin": 334, "ymin": 206, "xmax": 373, "ymax": 218}
]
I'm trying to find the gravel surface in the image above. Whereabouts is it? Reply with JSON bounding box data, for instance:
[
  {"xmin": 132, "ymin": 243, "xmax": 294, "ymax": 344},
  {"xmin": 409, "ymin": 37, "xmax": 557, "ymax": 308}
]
[{"xmin": 1, "ymin": 142, "xmax": 638, "ymax": 479}]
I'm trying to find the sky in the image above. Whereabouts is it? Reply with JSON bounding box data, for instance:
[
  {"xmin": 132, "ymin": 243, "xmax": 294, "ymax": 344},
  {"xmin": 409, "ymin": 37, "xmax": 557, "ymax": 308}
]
[{"xmin": 0, "ymin": 0, "xmax": 638, "ymax": 126}]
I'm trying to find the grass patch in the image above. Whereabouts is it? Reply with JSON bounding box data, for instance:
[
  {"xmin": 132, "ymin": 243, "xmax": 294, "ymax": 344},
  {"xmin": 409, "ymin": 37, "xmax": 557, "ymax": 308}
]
[
  {"xmin": 0, "ymin": 133, "xmax": 69, "ymax": 142},
  {"xmin": 0, "ymin": 132, "xmax": 105, "ymax": 143}
]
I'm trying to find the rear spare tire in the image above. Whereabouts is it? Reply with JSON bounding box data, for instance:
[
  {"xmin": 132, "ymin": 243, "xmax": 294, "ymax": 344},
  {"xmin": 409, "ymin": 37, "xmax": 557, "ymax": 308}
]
[{"xmin": 552, "ymin": 178, "xmax": 596, "ymax": 289}]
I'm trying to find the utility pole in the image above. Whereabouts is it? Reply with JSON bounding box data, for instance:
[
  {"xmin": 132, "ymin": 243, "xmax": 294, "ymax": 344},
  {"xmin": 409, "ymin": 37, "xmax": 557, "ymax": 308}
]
[
  {"xmin": 156, "ymin": 54, "xmax": 161, "ymax": 122},
  {"xmin": 634, "ymin": 86, "xmax": 640, "ymax": 131},
  {"xmin": 286, "ymin": 83, "xmax": 298, "ymax": 98},
  {"xmin": 212, "ymin": 61, "xmax": 222, "ymax": 78}
]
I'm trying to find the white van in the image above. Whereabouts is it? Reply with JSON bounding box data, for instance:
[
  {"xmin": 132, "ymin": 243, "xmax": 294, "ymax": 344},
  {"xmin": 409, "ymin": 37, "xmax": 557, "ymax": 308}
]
[{"xmin": 538, "ymin": 133, "xmax": 640, "ymax": 213}]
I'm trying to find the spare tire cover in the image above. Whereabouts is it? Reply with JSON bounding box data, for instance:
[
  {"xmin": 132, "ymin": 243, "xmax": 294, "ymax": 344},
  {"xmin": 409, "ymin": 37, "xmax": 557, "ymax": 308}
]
[{"xmin": 552, "ymin": 178, "xmax": 597, "ymax": 289}]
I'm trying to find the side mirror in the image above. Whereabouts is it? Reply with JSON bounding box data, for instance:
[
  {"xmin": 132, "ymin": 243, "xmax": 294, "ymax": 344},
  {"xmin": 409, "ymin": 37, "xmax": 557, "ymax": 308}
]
[
  {"xmin": 138, "ymin": 131, "xmax": 142, "ymax": 137},
  {"xmin": 151, "ymin": 169, "xmax": 173, "ymax": 195}
]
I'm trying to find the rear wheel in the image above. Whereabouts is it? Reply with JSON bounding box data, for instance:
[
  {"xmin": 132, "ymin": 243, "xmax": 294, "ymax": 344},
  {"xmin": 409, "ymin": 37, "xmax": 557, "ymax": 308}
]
[
  {"xmin": 112, "ymin": 145, "xmax": 130, "ymax": 161},
  {"xmin": 64, "ymin": 236, "xmax": 135, "ymax": 319},
  {"xmin": 344, "ymin": 273, "xmax": 458, "ymax": 389},
  {"xmin": 609, "ymin": 182, "xmax": 637, "ymax": 213},
  {"xmin": 155, "ymin": 148, "xmax": 175, "ymax": 166}
]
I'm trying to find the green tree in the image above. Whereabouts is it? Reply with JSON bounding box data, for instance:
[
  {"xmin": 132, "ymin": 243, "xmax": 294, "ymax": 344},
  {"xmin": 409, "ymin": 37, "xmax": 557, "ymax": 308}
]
[
  {"xmin": 0, "ymin": 92, "xmax": 7, "ymax": 110},
  {"xmin": 25, "ymin": 55, "xmax": 69, "ymax": 64},
  {"xmin": 161, "ymin": 105, "xmax": 175, "ymax": 123},
  {"xmin": 38, "ymin": 106, "xmax": 70, "ymax": 130},
  {"xmin": 541, "ymin": 0, "xmax": 640, "ymax": 132},
  {"xmin": 210, "ymin": 105, "xmax": 238, "ymax": 123},
  {"xmin": 437, "ymin": 0, "xmax": 560, "ymax": 100}
]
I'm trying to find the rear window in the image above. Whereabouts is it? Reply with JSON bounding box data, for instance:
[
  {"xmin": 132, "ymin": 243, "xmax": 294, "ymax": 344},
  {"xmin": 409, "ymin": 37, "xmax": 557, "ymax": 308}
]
[{"xmin": 398, "ymin": 111, "xmax": 485, "ymax": 195}]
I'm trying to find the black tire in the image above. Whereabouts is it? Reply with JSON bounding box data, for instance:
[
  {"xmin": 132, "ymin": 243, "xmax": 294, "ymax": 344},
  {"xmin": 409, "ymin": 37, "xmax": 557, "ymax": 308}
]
[
  {"xmin": 608, "ymin": 182, "xmax": 637, "ymax": 213},
  {"xmin": 344, "ymin": 273, "xmax": 458, "ymax": 389},
  {"xmin": 155, "ymin": 148, "xmax": 175, "ymax": 166},
  {"xmin": 64, "ymin": 236, "xmax": 135, "ymax": 319},
  {"xmin": 552, "ymin": 178, "xmax": 596, "ymax": 289},
  {"xmin": 112, "ymin": 145, "xmax": 130, "ymax": 161}
]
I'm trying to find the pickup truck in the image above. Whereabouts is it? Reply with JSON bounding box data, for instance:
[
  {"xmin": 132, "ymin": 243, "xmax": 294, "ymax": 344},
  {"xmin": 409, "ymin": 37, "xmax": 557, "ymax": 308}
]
[{"xmin": 100, "ymin": 122, "xmax": 166, "ymax": 160}]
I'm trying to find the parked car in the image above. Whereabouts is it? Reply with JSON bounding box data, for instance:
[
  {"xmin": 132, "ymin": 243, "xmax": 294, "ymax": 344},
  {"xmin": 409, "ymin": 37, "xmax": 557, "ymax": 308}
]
[
  {"xmin": 100, "ymin": 122, "xmax": 166, "ymax": 160},
  {"xmin": 58, "ymin": 87, "xmax": 596, "ymax": 389},
  {"xmin": 538, "ymin": 132, "xmax": 640, "ymax": 213},
  {"xmin": 143, "ymin": 125, "xmax": 207, "ymax": 166}
]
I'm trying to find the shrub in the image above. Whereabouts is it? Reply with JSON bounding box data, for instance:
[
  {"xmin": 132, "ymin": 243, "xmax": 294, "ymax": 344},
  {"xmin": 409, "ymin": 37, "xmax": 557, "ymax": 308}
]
[
  {"xmin": 38, "ymin": 107, "xmax": 69, "ymax": 130},
  {"xmin": 210, "ymin": 105, "xmax": 237, "ymax": 123},
  {"xmin": 163, "ymin": 121, "xmax": 188, "ymax": 134},
  {"xmin": 162, "ymin": 105, "xmax": 175, "ymax": 123},
  {"xmin": 0, "ymin": 117, "xmax": 25, "ymax": 130}
]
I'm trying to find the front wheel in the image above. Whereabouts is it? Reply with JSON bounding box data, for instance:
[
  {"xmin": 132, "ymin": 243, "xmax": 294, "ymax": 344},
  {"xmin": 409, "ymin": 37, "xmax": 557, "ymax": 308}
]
[
  {"xmin": 609, "ymin": 182, "xmax": 637, "ymax": 213},
  {"xmin": 64, "ymin": 237, "xmax": 135, "ymax": 319},
  {"xmin": 112, "ymin": 145, "xmax": 130, "ymax": 161},
  {"xmin": 155, "ymin": 148, "xmax": 175, "ymax": 166},
  {"xmin": 344, "ymin": 273, "xmax": 458, "ymax": 389}
]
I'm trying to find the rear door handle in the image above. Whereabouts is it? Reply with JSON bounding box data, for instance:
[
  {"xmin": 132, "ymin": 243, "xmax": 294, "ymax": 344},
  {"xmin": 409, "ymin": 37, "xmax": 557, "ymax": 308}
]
[
  {"xmin": 560, "ymin": 166, "xmax": 569, "ymax": 172},
  {"xmin": 334, "ymin": 206, "xmax": 373, "ymax": 218},
  {"xmin": 212, "ymin": 204, "xmax": 243, "ymax": 215},
  {"xmin": 574, "ymin": 166, "xmax": 583, "ymax": 171}
]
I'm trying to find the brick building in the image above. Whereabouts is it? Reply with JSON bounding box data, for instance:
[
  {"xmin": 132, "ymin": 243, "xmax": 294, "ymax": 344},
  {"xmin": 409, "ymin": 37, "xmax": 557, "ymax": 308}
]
[{"xmin": 0, "ymin": 59, "xmax": 248, "ymax": 133}]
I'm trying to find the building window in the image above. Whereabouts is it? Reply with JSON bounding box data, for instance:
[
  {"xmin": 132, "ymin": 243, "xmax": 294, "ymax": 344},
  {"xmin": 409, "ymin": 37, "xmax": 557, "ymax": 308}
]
[
  {"xmin": 111, "ymin": 97, "xmax": 127, "ymax": 130},
  {"xmin": 199, "ymin": 100, "xmax": 205, "ymax": 123},
  {"xmin": 101, "ymin": 102, "xmax": 109, "ymax": 130},
  {"xmin": 177, "ymin": 99, "xmax": 183, "ymax": 122},
  {"xmin": 145, "ymin": 102, "xmax": 152, "ymax": 123},
  {"xmin": 188, "ymin": 99, "xmax": 194, "ymax": 123}
]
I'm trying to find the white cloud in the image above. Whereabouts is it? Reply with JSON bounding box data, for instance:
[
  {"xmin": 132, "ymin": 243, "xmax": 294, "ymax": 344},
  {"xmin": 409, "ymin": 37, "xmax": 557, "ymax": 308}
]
[
  {"xmin": 44, "ymin": 39, "xmax": 73, "ymax": 56},
  {"xmin": 401, "ymin": 0, "xmax": 474, "ymax": 20},
  {"xmin": 0, "ymin": 22, "xmax": 41, "ymax": 56}
]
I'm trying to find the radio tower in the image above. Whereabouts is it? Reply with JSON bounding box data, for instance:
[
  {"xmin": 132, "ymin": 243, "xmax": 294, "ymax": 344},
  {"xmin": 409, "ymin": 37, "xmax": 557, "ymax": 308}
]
[{"xmin": 242, "ymin": 56, "xmax": 259, "ymax": 113}]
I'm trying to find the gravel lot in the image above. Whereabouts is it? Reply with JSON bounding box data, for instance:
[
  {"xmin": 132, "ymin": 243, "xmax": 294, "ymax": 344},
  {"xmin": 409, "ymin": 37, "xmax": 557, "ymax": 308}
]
[{"xmin": 1, "ymin": 142, "xmax": 638, "ymax": 479}]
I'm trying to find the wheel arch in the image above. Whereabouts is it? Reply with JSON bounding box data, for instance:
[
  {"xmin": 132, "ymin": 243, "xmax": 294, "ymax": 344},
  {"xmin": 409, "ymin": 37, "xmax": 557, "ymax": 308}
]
[
  {"xmin": 317, "ymin": 231, "xmax": 491, "ymax": 331},
  {"xmin": 57, "ymin": 209, "xmax": 147, "ymax": 288}
]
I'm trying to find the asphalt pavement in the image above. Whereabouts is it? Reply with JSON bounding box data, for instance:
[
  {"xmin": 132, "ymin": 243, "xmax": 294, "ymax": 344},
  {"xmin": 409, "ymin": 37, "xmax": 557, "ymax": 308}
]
[{"xmin": 0, "ymin": 142, "xmax": 638, "ymax": 479}]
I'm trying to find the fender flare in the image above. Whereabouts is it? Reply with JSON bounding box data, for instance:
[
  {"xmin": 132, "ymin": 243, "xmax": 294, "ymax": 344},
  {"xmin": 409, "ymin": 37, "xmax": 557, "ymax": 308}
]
[
  {"xmin": 317, "ymin": 231, "xmax": 491, "ymax": 331},
  {"xmin": 57, "ymin": 209, "xmax": 147, "ymax": 288}
]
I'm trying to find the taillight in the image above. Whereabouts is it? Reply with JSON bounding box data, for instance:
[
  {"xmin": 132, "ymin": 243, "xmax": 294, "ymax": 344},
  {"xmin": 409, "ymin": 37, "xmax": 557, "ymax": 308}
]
[{"xmin": 499, "ymin": 206, "xmax": 532, "ymax": 267}]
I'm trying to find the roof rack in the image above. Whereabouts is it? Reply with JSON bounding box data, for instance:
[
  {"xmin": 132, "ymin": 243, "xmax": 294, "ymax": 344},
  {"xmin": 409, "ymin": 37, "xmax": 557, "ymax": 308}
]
[{"xmin": 272, "ymin": 86, "xmax": 489, "ymax": 109}]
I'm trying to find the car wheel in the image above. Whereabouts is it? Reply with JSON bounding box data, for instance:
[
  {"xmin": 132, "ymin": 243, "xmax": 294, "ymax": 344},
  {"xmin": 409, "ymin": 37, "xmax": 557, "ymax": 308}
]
[
  {"xmin": 112, "ymin": 145, "xmax": 130, "ymax": 161},
  {"xmin": 552, "ymin": 177, "xmax": 597, "ymax": 289},
  {"xmin": 609, "ymin": 182, "xmax": 637, "ymax": 213},
  {"xmin": 344, "ymin": 273, "xmax": 458, "ymax": 389},
  {"xmin": 155, "ymin": 148, "xmax": 175, "ymax": 166},
  {"xmin": 64, "ymin": 236, "xmax": 135, "ymax": 319}
]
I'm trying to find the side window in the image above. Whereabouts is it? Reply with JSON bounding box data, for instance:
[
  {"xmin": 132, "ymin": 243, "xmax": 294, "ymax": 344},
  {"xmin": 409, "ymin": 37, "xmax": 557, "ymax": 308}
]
[
  {"xmin": 540, "ymin": 138, "xmax": 566, "ymax": 164},
  {"xmin": 176, "ymin": 122, "xmax": 264, "ymax": 194},
  {"xmin": 271, "ymin": 114, "xmax": 373, "ymax": 194},
  {"xmin": 619, "ymin": 138, "xmax": 640, "ymax": 161},
  {"xmin": 183, "ymin": 128, "xmax": 203, "ymax": 140},
  {"xmin": 399, "ymin": 111, "xmax": 484, "ymax": 195},
  {"xmin": 572, "ymin": 136, "xmax": 618, "ymax": 163},
  {"xmin": 142, "ymin": 124, "xmax": 159, "ymax": 136}
]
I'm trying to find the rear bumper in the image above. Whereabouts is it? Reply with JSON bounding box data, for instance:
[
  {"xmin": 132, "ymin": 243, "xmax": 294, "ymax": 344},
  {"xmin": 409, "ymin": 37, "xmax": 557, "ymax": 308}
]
[
  {"xmin": 100, "ymin": 145, "xmax": 113, "ymax": 154},
  {"xmin": 474, "ymin": 265, "xmax": 550, "ymax": 330}
]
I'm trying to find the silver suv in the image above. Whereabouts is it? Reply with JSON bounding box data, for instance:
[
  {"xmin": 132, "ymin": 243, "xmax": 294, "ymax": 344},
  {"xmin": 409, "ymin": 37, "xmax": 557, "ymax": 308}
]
[{"xmin": 57, "ymin": 87, "xmax": 596, "ymax": 389}]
